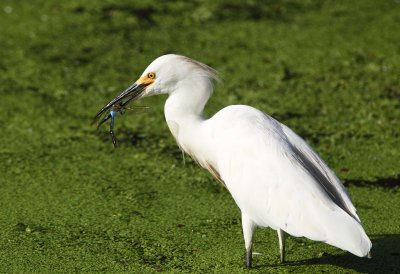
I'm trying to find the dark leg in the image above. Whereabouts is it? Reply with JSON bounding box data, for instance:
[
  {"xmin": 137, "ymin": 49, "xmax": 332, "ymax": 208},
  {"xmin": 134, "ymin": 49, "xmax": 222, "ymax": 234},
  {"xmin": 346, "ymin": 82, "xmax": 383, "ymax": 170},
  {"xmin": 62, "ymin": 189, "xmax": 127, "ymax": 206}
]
[
  {"xmin": 278, "ymin": 229, "xmax": 287, "ymax": 263},
  {"xmin": 246, "ymin": 246, "xmax": 252, "ymax": 268},
  {"xmin": 242, "ymin": 213, "xmax": 256, "ymax": 268}
]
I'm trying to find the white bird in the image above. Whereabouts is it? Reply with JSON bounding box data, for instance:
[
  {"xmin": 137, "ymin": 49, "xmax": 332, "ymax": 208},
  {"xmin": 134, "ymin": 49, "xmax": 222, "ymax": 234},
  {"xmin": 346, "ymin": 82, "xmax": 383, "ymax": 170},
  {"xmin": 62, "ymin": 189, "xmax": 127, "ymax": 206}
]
[{"xmin": 94, "ymin": 54, "xmax": 372, "ymax": 268}]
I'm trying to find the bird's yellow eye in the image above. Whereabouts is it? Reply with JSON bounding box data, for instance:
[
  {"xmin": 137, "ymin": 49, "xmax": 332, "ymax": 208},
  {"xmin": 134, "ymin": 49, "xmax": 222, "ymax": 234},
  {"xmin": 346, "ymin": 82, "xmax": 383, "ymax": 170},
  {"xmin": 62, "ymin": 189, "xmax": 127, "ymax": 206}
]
[{"xmin": 147, "ymin": 72, "xmax": 156, "ymax": 79}]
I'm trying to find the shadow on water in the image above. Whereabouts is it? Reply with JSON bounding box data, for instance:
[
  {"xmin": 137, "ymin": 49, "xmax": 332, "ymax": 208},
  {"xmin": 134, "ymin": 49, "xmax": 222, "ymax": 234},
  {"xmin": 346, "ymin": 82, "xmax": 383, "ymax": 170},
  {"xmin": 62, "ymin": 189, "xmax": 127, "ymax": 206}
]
[
  {"xmin": 344, "ymin": 175, "xmax": 400, "ymax": 189},
  {"xmin": 256, "ymin": 234, "xmax": 400, "ymax": 273}
]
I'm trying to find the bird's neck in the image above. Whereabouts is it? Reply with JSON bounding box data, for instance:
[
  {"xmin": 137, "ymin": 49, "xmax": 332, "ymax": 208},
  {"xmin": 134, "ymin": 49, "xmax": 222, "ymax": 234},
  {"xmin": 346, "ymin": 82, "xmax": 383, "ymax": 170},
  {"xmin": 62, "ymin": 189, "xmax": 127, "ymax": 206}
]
[
  {"xmin": 164, "ymin": 77, "xmax": 216, "ymax": 169},
  {"xmin": 164, "ymin": 77, "xmax": 212, "ymax": 129}
]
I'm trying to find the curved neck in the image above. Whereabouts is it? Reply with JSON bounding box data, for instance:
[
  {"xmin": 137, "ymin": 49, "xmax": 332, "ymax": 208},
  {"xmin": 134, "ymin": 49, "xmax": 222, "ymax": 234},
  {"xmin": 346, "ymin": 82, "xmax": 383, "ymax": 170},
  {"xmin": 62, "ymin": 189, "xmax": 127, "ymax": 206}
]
[
  {"xmin": 164, "ymin": 77, "xmax": 216, "ymax": 168},
  {"xmin": 164, "ymin": 77, "xmax": 213, "ymax": 125}
]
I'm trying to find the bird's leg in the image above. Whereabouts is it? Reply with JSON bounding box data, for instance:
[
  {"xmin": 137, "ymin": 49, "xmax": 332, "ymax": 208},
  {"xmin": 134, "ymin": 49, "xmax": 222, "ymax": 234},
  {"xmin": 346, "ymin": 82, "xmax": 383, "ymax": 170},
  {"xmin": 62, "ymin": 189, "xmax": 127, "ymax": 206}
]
[
  {"xmin": 242, "ymin": 213, "xmax": 256, "ymax": 268},
  {"xmin": 245, "ymin": 246, "xmax": 252, "ymax": 269},
  {"xmin": 277, "ymin": 228, "xmax": 287, "ymax": 263}
]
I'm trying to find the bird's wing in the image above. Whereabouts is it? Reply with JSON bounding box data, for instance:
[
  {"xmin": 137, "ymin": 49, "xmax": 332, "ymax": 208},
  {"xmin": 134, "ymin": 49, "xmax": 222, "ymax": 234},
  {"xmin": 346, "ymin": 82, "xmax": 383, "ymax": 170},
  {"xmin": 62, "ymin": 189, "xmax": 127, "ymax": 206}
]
[
  {"xmin": 279, "ymin": 122, "xmax": 360, "ymax": 222},
  {"xmin": 207, "ymin": 105, "xmax": 362, "ymax": 236}
]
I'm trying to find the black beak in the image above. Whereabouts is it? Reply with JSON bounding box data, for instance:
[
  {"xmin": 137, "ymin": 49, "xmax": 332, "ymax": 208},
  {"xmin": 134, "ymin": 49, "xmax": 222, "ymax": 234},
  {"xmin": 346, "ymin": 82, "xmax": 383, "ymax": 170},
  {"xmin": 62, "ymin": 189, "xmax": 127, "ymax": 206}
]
[{"xmin": 93, "ymin": 82, "xmax": 146, "ymax": 125}]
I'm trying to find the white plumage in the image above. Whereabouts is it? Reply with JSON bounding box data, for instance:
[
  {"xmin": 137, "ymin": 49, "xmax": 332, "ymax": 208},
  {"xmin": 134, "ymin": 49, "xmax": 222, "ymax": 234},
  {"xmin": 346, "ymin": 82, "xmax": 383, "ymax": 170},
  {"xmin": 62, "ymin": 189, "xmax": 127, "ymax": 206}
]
[{"xmin": 95, "ymin": 54, "xmax": 372, "ymax": 267}]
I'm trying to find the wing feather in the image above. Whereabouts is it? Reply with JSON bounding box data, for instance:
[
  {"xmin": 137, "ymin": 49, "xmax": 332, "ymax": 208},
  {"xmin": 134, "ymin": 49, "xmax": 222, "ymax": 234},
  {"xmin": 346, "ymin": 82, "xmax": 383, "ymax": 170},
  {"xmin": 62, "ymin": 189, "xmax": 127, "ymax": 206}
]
[
  {"xmin": 280, "ymin": 124, "xmax": 360, "ymax": 222},
  {"xmin": 208, "ymin": 105, "xmax": 361, "ymax": 227},
  {"xmin": 201, "ymin": 105, "xmax": 370, "ymax": 256}
]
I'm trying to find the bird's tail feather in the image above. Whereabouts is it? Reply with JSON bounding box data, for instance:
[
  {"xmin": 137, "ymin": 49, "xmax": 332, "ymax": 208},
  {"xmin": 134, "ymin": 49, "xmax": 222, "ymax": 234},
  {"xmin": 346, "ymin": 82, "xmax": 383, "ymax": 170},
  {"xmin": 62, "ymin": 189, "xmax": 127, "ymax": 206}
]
[{"xmin": 322, "ymin": 208, "xmax": 372, "ymax": 257}]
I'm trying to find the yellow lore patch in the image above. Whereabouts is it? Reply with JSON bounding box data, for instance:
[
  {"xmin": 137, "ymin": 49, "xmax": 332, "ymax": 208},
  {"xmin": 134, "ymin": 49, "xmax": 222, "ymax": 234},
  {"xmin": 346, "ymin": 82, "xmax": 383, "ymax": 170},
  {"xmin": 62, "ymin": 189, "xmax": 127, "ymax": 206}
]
[{"xmin": 136, "ymin": 72, "xmax": 155, "ymax": 86}]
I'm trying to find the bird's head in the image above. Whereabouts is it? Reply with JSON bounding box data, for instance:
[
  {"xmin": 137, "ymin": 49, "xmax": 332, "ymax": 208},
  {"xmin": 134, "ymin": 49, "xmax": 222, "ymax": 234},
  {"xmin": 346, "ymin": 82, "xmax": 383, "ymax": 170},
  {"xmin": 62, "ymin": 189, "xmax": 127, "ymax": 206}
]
[{"xmin": 93, "ymin": 54, "xmax": 219, "ymax": 121}]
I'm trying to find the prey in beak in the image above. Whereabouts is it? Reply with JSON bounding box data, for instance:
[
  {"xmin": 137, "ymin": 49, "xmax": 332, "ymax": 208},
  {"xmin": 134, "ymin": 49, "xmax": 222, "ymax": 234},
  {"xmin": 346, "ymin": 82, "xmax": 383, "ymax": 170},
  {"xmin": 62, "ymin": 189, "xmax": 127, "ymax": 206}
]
[{"xmin": 93, "ymin": 80, "xmax": 150, "ymax": 147}]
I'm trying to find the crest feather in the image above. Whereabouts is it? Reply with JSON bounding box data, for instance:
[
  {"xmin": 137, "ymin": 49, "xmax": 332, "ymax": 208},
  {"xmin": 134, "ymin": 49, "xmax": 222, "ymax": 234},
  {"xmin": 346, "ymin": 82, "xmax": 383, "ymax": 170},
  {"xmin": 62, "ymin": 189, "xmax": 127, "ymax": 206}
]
[{"xmin": 179, "ymin": 55, "xmax": 221, "ymax": 83}]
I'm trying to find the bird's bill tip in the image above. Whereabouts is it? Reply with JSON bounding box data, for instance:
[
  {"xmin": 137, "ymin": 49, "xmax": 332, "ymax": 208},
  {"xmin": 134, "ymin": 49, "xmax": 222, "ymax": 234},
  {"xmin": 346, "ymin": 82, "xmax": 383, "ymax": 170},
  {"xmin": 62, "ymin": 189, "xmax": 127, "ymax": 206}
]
[{"xmin": 93, "ymin": 81, "xmax": 148, "ymax": 123}]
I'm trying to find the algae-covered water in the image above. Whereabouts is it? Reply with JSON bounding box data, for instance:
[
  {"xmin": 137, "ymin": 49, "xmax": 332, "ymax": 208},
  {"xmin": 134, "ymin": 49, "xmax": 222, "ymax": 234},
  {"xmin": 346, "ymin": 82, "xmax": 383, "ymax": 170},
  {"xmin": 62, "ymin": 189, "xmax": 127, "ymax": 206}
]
[{"xmin": 0, "ymin": 1, "xmax": 399, "ymax": 273}]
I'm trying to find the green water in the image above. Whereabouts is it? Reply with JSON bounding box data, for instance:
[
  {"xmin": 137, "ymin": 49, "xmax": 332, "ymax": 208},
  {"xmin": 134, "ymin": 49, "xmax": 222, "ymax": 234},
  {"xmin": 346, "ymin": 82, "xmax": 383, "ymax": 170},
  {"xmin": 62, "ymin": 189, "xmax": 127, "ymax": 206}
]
[{"xmin": 0, "ymin": 1, "xmax": 399, "ymax": 273}]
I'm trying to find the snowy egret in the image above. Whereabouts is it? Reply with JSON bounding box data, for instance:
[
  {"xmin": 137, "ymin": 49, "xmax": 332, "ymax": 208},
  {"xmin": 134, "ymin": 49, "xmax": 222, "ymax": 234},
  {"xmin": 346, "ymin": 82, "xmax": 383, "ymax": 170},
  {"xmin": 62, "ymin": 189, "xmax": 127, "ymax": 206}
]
[{"xmin": 94, "ymin": 54, "xmax": 372, "ymax": 267}]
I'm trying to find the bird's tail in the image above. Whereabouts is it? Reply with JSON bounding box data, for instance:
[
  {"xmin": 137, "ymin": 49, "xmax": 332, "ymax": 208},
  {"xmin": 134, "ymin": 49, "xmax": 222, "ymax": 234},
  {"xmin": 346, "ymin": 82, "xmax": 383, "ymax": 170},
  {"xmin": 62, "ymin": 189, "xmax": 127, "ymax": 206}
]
[{"xmin": 322, "ymin": 208, "xmax": 372, "ymax": 257}]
